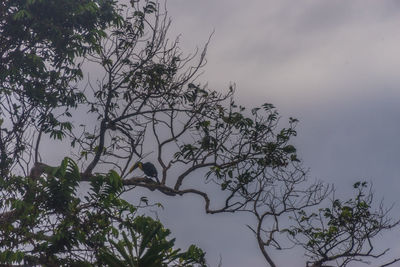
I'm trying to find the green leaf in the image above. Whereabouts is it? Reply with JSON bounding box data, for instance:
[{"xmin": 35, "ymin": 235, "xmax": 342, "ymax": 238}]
[{"xmin": 282, "ymin": 145, "xmax": 296, "ymax": 153}]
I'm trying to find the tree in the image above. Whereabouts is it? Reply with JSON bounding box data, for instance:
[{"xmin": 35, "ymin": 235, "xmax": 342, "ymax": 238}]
[
  {"xmin": 0, "ymin": 0, "xmax": 398, "ymax": 266},
  {"xmin": 0, "ymin": 0, "xmax": 119, "ymax": 177},
  {"xmin": 0, "ymin": 0, "xmax": 205, "ymax": 265},
  {"xmin": 286, "ymin": 182, "xmax": 399, "ymax": 267}
]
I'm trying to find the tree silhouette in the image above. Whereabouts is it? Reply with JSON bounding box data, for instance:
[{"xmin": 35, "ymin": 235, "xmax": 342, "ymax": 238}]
[{"xmin": 0, "ymin": 1, "xmax": 398, "ymax": 266}]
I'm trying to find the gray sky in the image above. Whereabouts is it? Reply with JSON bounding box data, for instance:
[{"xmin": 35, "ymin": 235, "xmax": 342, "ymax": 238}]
[
  {"xmin": 144, "ymin": 1, "xmax": 400, "ymax": 266},
  {"xmin": 22, "ymin": 1, "xmax": 400, "ymax": 266},
  {"xmin": 41, "ymin": 1, "xmax": 400, "ymax": 266}
]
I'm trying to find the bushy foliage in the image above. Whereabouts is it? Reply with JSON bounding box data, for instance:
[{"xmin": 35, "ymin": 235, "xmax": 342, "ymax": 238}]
[{"xmin": 0, "ymin": 158, "xmax": 205, "ymax": 266}]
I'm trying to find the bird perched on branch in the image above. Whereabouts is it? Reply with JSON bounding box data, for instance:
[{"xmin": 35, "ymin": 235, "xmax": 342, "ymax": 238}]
[{"xmin": 129, "ymin": 161, "xmax": 160, "ymax": 183}]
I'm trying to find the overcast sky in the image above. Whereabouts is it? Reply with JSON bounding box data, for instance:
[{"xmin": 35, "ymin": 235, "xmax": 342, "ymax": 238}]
[{"xmin": 138, "ymin": 1, "xmax": 400, "ymax": 266}]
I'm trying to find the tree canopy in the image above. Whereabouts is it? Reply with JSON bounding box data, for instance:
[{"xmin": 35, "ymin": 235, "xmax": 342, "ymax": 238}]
[{"xmin": 0, "ymin": 1, "xmax": 399, "ymax": 266}]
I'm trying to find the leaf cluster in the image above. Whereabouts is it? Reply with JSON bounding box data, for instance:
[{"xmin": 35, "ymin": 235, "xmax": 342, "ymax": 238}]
[
  {"xmin": 0, "ymin": 158, "xmax": 206, "ymax": 266},
  {"xmin": 286, "ymin": 182, "xmax": 399, "ymax": 266}
]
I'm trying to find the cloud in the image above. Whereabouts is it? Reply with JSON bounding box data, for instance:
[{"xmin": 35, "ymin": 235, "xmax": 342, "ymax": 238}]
[{"xmin": 170, "ymin": 1, "xmax": 400, "ymax": 109}]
